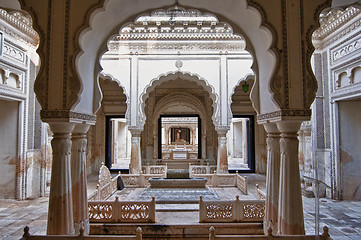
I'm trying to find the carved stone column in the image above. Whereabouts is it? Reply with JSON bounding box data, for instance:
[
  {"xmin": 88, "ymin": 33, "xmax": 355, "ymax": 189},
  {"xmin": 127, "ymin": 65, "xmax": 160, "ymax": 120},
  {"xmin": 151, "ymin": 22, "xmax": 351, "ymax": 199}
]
[
  {"xmin": 277, "ymin": 121, "xmax": 305, "ymax": 235},
  {"xmin": 47, "ymin": 122, "xmax": 75, "ymax": 235},
  {"xmin": 130, "ymin": 131, "xmax": 142, "ymax": 174},
  {"xmin": 263, "ymin": 123, "xmax": 281, "ymax": 235},
  {"xmin": 71, "ymin": 124, "xmax": 90, "ymax": 235},
  {"xmin": 216, "ymin": 130, "xmax": 228, "ymax": 174}
]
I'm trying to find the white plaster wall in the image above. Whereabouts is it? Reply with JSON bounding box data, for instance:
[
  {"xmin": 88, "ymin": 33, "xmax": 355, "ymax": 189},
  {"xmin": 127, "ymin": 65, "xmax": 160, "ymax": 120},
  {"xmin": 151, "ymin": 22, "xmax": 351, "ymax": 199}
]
[
  {"xmin": 0, "ymin": 100, "xmax": 18, "ymax": 199},
  {"xmin": 338, "ymin": 100, "xmax": 361, "ymax": 200}
]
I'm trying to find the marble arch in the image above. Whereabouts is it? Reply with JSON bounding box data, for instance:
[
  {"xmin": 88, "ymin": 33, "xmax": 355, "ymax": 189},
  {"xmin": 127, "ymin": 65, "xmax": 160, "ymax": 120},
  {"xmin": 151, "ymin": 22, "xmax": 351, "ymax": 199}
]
[
  {"xmin": 141, "ymin": 71, "xmax": 217, "ymax": 129},
  {"xmin": 75, "ymin": 0, "xmax": 277, "ymax": 118},
  {"xmin": 151, "ymin": 91, "xmax": 212, "ymax": 159}
]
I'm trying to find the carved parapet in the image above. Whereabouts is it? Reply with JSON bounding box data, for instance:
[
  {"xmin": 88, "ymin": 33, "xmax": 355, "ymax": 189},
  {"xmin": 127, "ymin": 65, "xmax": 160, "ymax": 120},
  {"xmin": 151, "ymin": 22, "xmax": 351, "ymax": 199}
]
[
  {"xmin": 88, "ymin": 197, "xmax": 155, "ymax": 223},
  {"xmin": 199, "ymin": 195, "xmax": 265, "ymax": 223}
]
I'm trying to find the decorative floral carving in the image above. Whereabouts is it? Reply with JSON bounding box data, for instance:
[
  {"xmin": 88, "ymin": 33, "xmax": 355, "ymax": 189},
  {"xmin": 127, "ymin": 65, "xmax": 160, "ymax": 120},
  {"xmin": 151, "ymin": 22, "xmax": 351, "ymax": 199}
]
[
  {"xmin": 3, "ymin": 44, "xmax": 25, "ymax": 63},
  {"xmin": 242, "ymin": 203, "xmax": 265, "ymax": 220},
  {"xmin": 120, "ymin": 203, "xmax": 150, "ymax": 220},
  {"xmin": 88, "ymin": 203, "xmax": 113, "ymax": 220},
  {"xmin": 205, "ymin": 203, "xmax": 233, "ymax": 220}
]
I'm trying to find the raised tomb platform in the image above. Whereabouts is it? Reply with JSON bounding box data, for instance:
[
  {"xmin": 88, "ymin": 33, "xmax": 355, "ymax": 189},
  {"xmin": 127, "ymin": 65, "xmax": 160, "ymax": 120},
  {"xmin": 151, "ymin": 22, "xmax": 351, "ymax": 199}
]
[
  {"xmin": 149, "ymin": 177, "xmax": 207, "ymax": 188},
  {"xmin": 138, "ymin": 168, "xmax": 219, "ymax": 202}
]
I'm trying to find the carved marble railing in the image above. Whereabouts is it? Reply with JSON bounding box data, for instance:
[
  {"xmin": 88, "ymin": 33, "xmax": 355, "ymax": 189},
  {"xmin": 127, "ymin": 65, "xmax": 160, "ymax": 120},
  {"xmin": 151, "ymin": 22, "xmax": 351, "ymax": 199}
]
[
  {"xmin": 142, "ymin": 164, "xmax": 167, "ymax": 175},
  {"xmin": 189, "ymin": 164, "xmax": 217, "ymax": 175},
  {"xmin": 88, "ymin": 163, "xmax": 118, "ymax": 201},
  {"xmin": 256, "ymin": 184, "xmax": 266, "ymax": 200},
  {"xmin": 20, "ymin": 226, "xmax": 143, "ymax": 239},
  {"xmin": 191, "ymin": 173, "xmax": 248, "ymax": 194},
  {"xmin": 236, "ymin": 174, "xmax": 248, "ymax": 195},
  {"xmin": 120, "ymin": 173, "xmax": 165, "ymax": 187},
  {"xmin": 88, "ymin": 197, "xmax": 155, "ymax": 223},
  {"xmin": 199, "ymin": 196, "xmax": 265, "ymax": 223},
  {"xmin": 209, "ymin": 226, "xmax": 331, "ymax": 240}
]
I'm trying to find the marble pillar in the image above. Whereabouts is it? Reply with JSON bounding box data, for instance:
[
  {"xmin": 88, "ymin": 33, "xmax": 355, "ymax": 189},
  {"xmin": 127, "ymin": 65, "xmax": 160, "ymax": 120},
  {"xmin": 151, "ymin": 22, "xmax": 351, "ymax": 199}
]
[
  {"xmin": 130, "ymin": 132, "xmax": 142, "ymax": 174},
  {"xmin": 47, "ymin": 123, "xmax": 75, "ymax": 235},
  {"xmin": 71, "ymin": 124, "xmax": 90, "ymax": 235},
  {"xmin": 217, "ymin": 132, "xmax": 228, "ymax": 174},
  {"xmin": 277, "ymin": 121, "xmax": 305, "ymax": 235},
  {"xmin": 263, "ymin": 123, "xmax": 281, "ymax": 235}
]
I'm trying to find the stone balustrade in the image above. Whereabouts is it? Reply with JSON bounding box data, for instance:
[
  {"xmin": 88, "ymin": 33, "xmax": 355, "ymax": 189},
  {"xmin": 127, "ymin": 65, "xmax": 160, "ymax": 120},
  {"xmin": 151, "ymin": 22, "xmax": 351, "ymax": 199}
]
[
  {"xmin": 88, "ymin": 163, "xmax": 118, "ymax": 201},
  {"xmin": 20, "ymin": 226, "xmax": 142, "ymax": 239},
  {"xmin": 189, "ymin": 163, "xmax": 217, "ymax": 175},
  {"xmin": 88, "ymin": 197, "xmax": 155, "ymax": 223},
  {"xmin": 199, "ymin": 196, "xmax": 265, "ymax": 223},
  {"xmin": 256, "ymin": 184, "xmax": 266, "ymax": 200},
  {"xmin": 142, "ymin": 164, "xmax": 167, "ymax": 175},
  {"xmin": 236, "ymin": 174, "xmax": 248, "ymax": 195},
  {"xmin": 208, "ymin": 226, "xmax": 331, "ymax": 240},
  {"xmin": 120, "ymin": 173, "xmax": 166, "ymax": 187},
  {"xmin": 191, "ymin": 172, "xmax": 248, "ymax": 194}
]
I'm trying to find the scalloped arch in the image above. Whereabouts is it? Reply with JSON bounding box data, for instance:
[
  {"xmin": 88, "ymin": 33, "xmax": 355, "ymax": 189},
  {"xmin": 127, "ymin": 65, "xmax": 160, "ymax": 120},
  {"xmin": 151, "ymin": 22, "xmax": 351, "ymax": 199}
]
[
  {"xmin": 74, "ymin": 0, "xmax": 279, "ymax": 116},
  {"xmin": 139, "ymin": 71, "xmax": 218, "ymax": 129},
  {"xmin": 98, "ymin": 72, "xmax": 130, "ymax": 116}
]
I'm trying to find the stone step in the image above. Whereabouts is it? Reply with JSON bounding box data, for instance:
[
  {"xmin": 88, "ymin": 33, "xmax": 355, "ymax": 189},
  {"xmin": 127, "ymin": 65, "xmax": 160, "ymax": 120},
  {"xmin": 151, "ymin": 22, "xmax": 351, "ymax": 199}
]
[{"xmin": 90, "ymin": 222, "xmax": 264, "ymax": 239}]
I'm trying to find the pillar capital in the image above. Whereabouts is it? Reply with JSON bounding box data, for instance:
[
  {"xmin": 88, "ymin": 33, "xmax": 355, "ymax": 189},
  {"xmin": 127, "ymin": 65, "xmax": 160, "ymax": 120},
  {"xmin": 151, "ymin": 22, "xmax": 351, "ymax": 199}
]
[
  {"xmin": 276, "ymin": 120, "xmax": 302, "ymax": 134},
  {"xmin": 263, "ymin": 122, "xmax": 279, "ymax": 134},
  {"xmin": 48, "ymin": 122, "xmax": 75, "ymax": 134},
  {"xmin": 72, "ymin": 123, "xmax": 90, "ymax": 135}
]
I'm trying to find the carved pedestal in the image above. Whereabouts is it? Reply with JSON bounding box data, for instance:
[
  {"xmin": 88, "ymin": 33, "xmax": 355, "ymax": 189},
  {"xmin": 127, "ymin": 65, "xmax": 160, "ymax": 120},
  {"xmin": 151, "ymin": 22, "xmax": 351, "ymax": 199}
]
[
  {"xmin": 71, "ymin": 124, "xmax": 90, "ymax": 235},
  {"xmin": 47, "ymin": 123, "xmax": 75, "ymax": 235},
  {"xmin": 264, "ymin": 123, "xmax": 280, "ymax": 235},
  {"xmin": 277, "ymin": 121, "xmax": 305, "ymax": 235}
]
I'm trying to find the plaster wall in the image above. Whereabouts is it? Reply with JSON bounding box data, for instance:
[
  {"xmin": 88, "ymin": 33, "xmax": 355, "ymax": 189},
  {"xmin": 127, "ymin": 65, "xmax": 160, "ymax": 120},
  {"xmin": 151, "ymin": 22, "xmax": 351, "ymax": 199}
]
[
  {"xmin": 338, "ymin": 100, "xmax": 361, "ymax": 200},
  {"xmin": 0, "ymin": 100, "xmax": 18, "ymax": 199}
]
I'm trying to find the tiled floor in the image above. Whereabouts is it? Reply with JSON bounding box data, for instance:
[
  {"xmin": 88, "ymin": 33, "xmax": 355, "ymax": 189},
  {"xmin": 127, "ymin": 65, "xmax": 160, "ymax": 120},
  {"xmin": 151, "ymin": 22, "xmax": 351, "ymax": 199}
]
[{"xmin": 1, "ymin": 174, "xmax": 360, "ymax": 240}]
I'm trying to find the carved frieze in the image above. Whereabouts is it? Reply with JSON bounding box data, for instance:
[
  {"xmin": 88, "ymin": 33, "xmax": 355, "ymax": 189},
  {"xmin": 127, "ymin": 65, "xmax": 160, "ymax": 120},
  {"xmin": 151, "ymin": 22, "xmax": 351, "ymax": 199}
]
[
  {"xmin": 40, "ymin": 110, "xmax": 96, "ymax": 124},
  {"xmin": 3, "ymin": 43, "xmax": 25, "ymax": 63},
  {"xmin": 257, "ymin": 109, "xmax": 312, "ymax": 123}
]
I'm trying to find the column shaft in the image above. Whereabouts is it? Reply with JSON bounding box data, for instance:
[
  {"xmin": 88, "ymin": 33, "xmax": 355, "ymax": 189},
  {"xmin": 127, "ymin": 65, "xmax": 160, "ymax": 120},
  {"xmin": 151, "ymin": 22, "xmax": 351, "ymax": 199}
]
[
  {"xmin": 47, "ymin": 123, "xmax": 75, "ymax": 235},
  {"xmin": 130, "ymin": 135, "xmax": 141, "ymax": 174},
  {"xmin": 217, "ymin": 134, "xmax": 228, "ymax": 174},
  {"xmin": 277, "ymin": 121, "xmax": 305, "ymax": 235},
  {"xmin": 71, "ymin": 124, "xmax": 90, "ymax": 235},
  {"xmin": 264, "ymin": 123, "xmax": 280, "ymax": 234}
]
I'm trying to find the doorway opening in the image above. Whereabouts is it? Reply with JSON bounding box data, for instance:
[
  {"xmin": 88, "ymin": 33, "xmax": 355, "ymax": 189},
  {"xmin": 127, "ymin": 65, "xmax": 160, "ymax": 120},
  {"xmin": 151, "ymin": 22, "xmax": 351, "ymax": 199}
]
[
  {"xmin": 158, "ymin": 114, "xmax": 201, "ymax": 160},
  {"xmin": 227, "ymin": 115, "xmax": 255, "ymax": 172},
  {"xmin": 105, "ymin": 115, "xmax": 131, "ymax": 171}
]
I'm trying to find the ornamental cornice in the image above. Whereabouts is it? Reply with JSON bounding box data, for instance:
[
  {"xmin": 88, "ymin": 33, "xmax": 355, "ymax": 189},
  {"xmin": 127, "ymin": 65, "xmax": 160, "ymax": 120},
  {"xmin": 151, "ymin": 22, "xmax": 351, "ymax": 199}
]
[
  {"xmin": 257, "ymin": 109, "xmax": 312, "ymax": 124},
  {"xmin": 40, "ymin": 110, "xmax": 96, "ymax": 125},
  {"xmin": 0, "ymin": 9, "xmax": 39, "ymax": 47},
  {"xmin": 110, "ymin": 6, "xmax": 244, "ymax": 45},
  {"xmin": 108, "ymin": 41, "xmax": 245, "ymax": 52},
  {"xmin": 313, "ymin": 7, "xmax": 360, "ymax": 41}
]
